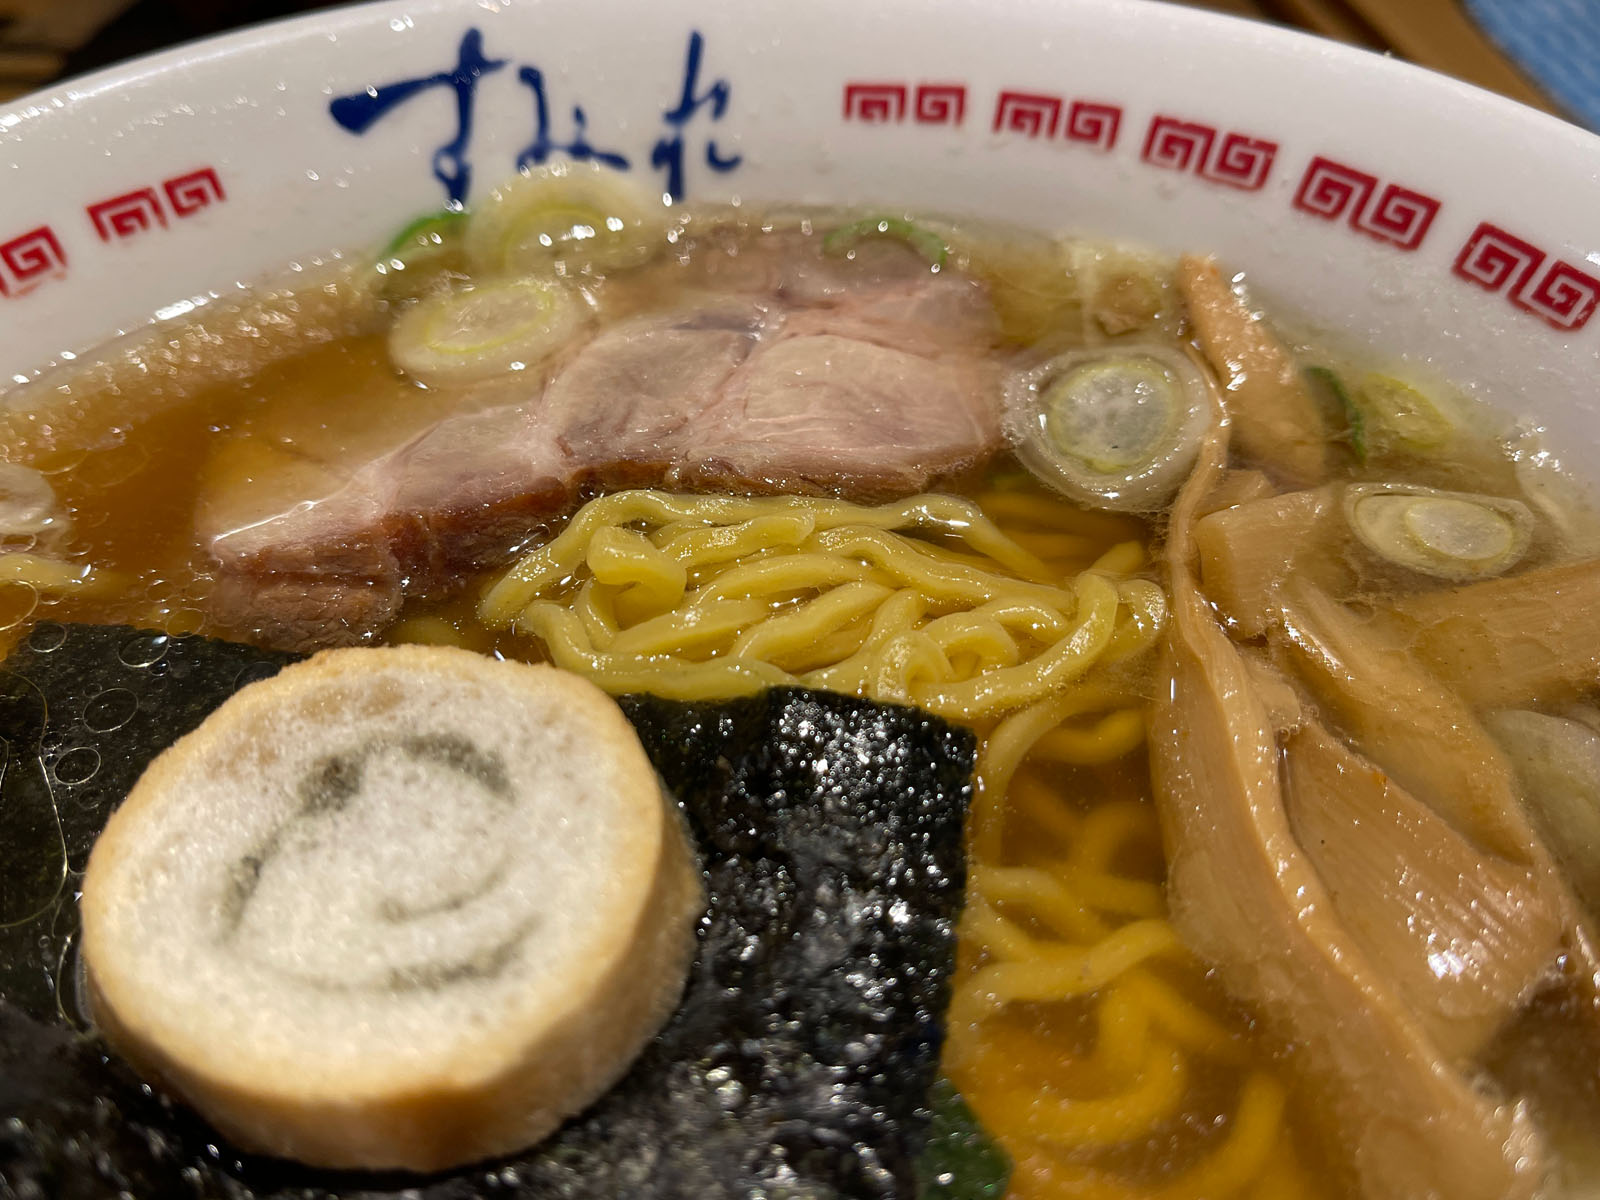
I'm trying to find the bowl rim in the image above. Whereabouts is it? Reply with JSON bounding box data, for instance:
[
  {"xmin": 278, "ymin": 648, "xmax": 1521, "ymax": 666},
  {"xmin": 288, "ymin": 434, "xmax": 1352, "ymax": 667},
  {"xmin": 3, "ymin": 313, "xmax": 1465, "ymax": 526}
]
[{"xmin": 4, "ymin": 0, "xmax": 1596, "ymax": 159}]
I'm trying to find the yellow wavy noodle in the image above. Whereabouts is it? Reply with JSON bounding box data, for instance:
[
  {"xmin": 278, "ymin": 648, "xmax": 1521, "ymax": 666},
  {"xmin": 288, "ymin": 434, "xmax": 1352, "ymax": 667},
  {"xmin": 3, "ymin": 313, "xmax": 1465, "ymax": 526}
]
[
  {"xmin": 480, "ymin": 490, "xmax": 1058, "ymax": 626},
  {"xmin": 950, "ymin": 699, "xmax": 1324, "ymax": 1196},
  {"xmin": 479, "ymin": 490, "xmax": 1146, "ymax": 721},
  {"xmin": 1091, "ymin": 541, "xmax": 1148, "ymax": 578},
  {"xmin": 476, "ymin": 483, "xmax": 1323, "ymax": 1199}
]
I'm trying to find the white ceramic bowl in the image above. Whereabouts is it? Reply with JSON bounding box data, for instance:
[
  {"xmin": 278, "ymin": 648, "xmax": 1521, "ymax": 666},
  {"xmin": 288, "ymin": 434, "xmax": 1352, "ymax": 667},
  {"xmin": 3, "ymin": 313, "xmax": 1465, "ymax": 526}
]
[{"xmin": 2, "ymin": 0, "xmax": 1598, "ymax": 471}]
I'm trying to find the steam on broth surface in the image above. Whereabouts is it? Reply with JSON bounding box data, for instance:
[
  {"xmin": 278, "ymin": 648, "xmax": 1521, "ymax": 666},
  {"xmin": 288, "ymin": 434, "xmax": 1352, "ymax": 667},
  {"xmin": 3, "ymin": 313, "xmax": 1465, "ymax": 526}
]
[{"xmin": 3, "ymin": 166, "xmax": 1600, "ymax": 1199}]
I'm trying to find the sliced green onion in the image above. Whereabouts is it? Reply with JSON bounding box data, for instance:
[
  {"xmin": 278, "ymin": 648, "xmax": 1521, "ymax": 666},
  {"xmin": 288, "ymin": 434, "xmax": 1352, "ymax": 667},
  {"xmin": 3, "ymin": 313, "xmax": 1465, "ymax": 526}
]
[
  {"xmin": 382, "ymin": 208, "xmax": 468, "ymax": 260},
  {"xmin": 1043, "ymin": 359, "xmax": 1177, "ymax": 473},
  {"xmin": 0, "ymin": 462, "xmax": 62, "ymax": 538},
  {"xmin": 1305, "ymin": 365, "xmax": 1366, "ymax": 464},
  {"xmin": 387, "ymin": 277, "xmax": 587, "ymax": 384},
  {"xmin": 1343, "ymin": 483, "xmax": 1532, "ymax": 580},
  {"xmin": 1003, "ymin": 345, "xmax": 1214, "ymax": 512},
  {"xmin": 465, "ymin": 161, "xmax": 661, "ymax": 277},
  {"xmin": 376, "ymin": 208, "xmax": 471, "ymax": 303},
  {"xmin": 1402, "ymin": 498, "xmax": 1513, "ymax": 562},
  {"xmin": 822, "ymin": 216, "xmax": 948, "ymax": 269},
  {"xmin": 1512, "ymin": 428, "xmax": 1600, "ymax": 555},
  {"xmin": 1356, "ymin": 375, "xmax": 1452, "ymax": 452}
]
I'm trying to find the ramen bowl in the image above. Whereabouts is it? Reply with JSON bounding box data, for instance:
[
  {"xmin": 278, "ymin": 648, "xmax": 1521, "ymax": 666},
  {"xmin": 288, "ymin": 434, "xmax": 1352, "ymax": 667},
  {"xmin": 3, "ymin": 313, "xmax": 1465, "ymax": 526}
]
[{"xmin": 4, "ymin": 2, "xmax": 1600, "ymax": 1197}]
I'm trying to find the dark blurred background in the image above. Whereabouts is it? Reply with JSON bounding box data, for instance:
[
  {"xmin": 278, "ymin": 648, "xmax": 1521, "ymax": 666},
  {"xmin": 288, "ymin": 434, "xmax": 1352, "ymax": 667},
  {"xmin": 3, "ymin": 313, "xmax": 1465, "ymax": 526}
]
[
  {"xmin": 0, "ymin": 0, "xmax": 1576, "ymax": 126},
  {"xmin": 0, "ymin": 1, "xmax": 348, "ymax": 100}
]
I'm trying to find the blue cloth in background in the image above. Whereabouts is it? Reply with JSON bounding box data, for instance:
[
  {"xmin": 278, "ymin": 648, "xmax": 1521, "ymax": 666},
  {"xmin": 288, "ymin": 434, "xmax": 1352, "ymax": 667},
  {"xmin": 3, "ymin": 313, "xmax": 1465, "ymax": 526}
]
[{"xmin": 1463, "ymin": 0, "xmax": 1600, "ymax": 131}]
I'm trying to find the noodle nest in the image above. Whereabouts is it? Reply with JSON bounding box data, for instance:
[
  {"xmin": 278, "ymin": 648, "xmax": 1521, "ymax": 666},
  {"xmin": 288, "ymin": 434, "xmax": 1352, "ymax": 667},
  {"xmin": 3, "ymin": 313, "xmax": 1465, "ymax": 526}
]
[{"xmin": 478, "ymin": 486, "xmax": 1314, "ymax": 1198}]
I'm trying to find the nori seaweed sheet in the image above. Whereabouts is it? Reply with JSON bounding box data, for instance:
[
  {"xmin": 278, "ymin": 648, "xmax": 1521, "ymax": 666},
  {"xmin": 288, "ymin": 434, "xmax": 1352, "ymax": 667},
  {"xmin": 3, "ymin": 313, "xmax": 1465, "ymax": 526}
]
[
  {"xmin": 0, "ymin": 625, "xmax": 976, "ymax": 1200},
  {"xmin": 0, "ymin": 621, "xmax": 298, "ymax": 1024}
]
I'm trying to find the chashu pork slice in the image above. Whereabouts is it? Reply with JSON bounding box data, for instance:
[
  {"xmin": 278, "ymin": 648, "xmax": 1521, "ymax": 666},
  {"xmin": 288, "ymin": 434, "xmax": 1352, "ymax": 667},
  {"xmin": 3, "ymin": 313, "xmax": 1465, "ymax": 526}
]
[
  {"xmin": 673, "ymin": 333, "xmax": 999, "ymax": 500},
  {"xmin": 200, "ymin": 253, "xmax": 1004, "ymax": 653}
]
